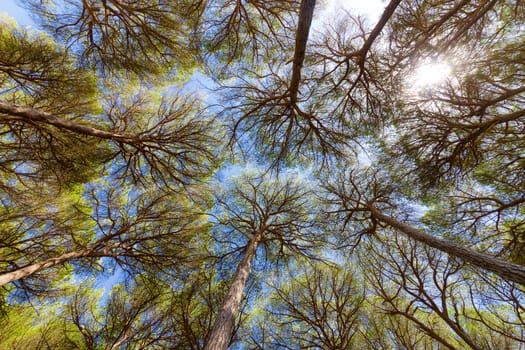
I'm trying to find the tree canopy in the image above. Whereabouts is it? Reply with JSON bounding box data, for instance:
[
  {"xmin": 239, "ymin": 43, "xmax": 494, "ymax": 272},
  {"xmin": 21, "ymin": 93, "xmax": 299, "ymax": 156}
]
[{"xmin": 0, "ymin": 0, "xmax": 524, "ymax": 348}]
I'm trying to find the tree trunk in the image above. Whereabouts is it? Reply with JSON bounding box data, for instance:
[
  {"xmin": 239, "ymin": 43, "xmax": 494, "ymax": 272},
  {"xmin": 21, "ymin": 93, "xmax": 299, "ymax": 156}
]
[
  {"xmin": 0, "ymin": 248, "xmax": 92, "ymax": 287},
  {"xmin": 289, "ymin": 0, "xmax": 316, "ymax": 105},
  {"xmin": 357, "ymin": 0, "xmax": 402, "ymax": 66},
  {"xmin": 0, "ymin": 100, "xmax": 134, "ymax": 142},
  {"xmin": 204, "ymin": 231, "xmax": 262, "ymax": 350},
  {"xmin": 369, "ymin": 205, "xmax": 525, "ymax": 286},
  {"xmin": 0, "ymin": 242, "xmax": 125, "ymax": 286}
]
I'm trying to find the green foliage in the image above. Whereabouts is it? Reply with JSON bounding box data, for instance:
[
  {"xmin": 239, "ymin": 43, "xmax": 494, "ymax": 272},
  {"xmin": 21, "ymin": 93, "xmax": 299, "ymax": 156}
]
[
  {"xmin": 198, "ymin": 0, "xmax": 299, "ymax": 72},
  {"xmin": 0, "ymin": 303, "xmax": 83, "ymax": 350},
  {"xmin": 0, "ymin": 15, "xmax": 99, "ymax": 114},
  {"xmin": 259, "ymin": 261, "xmax": 366, "ymax": 349},
  {"xmin": 0, "ymin": 0, "xmax": 524, "ymax": 348},
  {"xmin": 22, "ymin": 0, "xmax": 198, "ymax": 78}
]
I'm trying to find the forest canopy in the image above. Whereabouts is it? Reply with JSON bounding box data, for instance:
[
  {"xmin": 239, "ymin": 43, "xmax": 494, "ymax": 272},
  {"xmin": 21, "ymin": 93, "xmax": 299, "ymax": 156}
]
[{"xmin": 0, "ymin": 0, "xmax": 524, "ymax": 349}]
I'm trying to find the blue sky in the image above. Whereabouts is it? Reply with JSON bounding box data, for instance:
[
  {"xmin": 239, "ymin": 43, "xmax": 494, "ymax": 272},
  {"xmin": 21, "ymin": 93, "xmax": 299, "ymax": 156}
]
[
  {"xmin": 1, "ymin": 0, "xmax": 386, "ymax": 27},
  {"xmin": 1, "ymin": 0, "xmax": 33, "ymax": 25}
]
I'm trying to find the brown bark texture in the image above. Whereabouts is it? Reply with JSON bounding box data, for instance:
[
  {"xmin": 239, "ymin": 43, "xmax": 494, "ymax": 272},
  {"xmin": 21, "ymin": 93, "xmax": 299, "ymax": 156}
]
[
  {"xmin": 369, "ymin": 206, "xmax": 525, "ymax": 286},
  {"xmin": 0, "ymin": 100, "xmax": 134, "ymax": 142},
  {"xmin": 289, "ymin": 0, "xmax": 316, "ymax": 104},
  {"xmin": 0, "ymin": 249, "xmax": 92, "ymax": 287},
  {"xmin": 0, "ymin": 242, "xmax": 126, "ymax": 287},
  {"xmin": 204, "ymin": 231, "xmax": 262, "ymax": 350}
]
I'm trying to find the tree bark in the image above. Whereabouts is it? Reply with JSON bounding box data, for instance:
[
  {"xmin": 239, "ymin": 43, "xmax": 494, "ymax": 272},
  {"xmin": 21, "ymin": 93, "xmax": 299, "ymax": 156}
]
[
  {"xmin": 289, "ymin": 0, "xmax": 316, "ymax": 105},
  {"xmin": 0, "ymin": 248, "xmax": 93, "ymax": 287},
  {"xmin": 0, "ymin": 242, "xmax": 125, "ymax": 287},
  {"xmin": 357, "ymin": 0, "xmax": 402, "ymax": 67},
  {"xmin": 204, "ymin": 231, "xmax": 263, "ymax": 350},
  {"xmin": 369, "ymin": 205, "xmax": 525, "ymax": 286},
  {"xmin": 0, "ymin": 100, "xmax": 135, "ymax": 142}
]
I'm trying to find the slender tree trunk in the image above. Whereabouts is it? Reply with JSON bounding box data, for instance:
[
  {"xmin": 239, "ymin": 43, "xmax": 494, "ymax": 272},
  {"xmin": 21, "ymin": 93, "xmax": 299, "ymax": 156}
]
[
  {"xmin": 0, "ymin": 242, "xmax": 125, "ymax": 286},
  {"xmin": 0, "ymin": 100, "xmax": 134, "ymax": 142},
  {"xmin": 289, "ymin": 0, "xmax": 316, "ymax": 105},
  {"xmin": 0, "ymin": 248, "xmax": 92, "ymax": 286},
  {"xmin": 107, "ymin": 332, "xmax": 134, "ymax": 350},
  {"xmin": 357, "ymin": 0, "xmax": 402, "ymax": 66},
  {"xmin": 369, "ymin": 205, "xmax": 525, "ymax": 286},
  {"xmin": 204, "ymin": 231, "xmax": 263, "ymax": 350}
]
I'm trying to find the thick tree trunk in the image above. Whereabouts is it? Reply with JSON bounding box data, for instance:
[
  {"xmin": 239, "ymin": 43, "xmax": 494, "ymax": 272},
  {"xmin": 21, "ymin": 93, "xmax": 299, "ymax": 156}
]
[
  {"xmin": 0, "ymin": 100, "xmax": 134, "ymax": 142},
  {"xmin": 289, "ymin": 0, "xmax": 316, "ymax": 105},
  {"xmin": 0, "ymin": 248, "xmax": 92, "ymax": 287},
  {"xmin": 204, "ymin": 231, "xmax": 262, "ymax": 350},
  {"xmin": 369, "ymin": 205, "xmax": 525, "ymax": 286}
]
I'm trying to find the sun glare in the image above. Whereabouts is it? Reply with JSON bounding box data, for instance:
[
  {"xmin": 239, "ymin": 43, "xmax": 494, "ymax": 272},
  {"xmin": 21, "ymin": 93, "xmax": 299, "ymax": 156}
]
[{"xmin": 410, "ymin": 60, "xmax": 452, "ymax": 90}]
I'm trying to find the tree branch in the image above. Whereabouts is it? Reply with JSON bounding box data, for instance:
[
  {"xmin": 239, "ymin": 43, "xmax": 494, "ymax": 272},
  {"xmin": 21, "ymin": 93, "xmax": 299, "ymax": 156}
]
[
  {"xmin": 0, "ymin": 100, "xmax": 134, "ymax": 142},
  {"xmin": 369, "ymin": 205, "xmax": 525, "ymax": 286}
]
